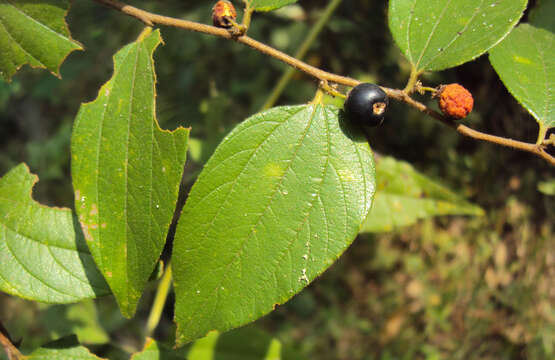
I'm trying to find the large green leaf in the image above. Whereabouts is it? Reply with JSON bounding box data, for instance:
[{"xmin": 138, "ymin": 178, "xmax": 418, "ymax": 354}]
[
  {"xmin": 489, "ymin": 24, "xmax": 554, "ymax": 131},
  {"xmin": 388, "ymin": 0, "xmax": 527, "ymax": 71},
  {"xmin": 71, "ymin": 28, "xmax": 189, "ymax": 317},
  {"xmin": 26, "ymin": 336, "xmax": 105, "ymax": 360},
  {"xmin": 361, "ymin": 156, "xmax": 483, "ymax": 233},
  {"xmin": 248, "ymin": 0, "xmax": 297, "ymax": 12},
  {"xmin": 529, "ymin": 0, "xmax": 555, "ymax": 33},
  {"xmin": 0, "ymin": 0, "xmax": 82, "ymax": 81},
  {"xmin": 132, "ymin": 327, "xmax": 304, "ymax": 359},
  {"xmin": 0, "ymin": 164, "xmax": 109, "ymax": 303},
  {"xmin": 173, "ymin": 104, "xmax": 375, "ymax": 345}
]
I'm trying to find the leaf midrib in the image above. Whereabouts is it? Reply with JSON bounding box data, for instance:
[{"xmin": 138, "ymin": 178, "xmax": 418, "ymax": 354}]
[
  {"xmin": 421, "ymin": 0, "xmax": 487, "ymax": 69},
  {"xmin": 414, "ymin": 0, "xmax": 454, "ymax": 69},
  {"xmin": 189, "ymin": 108, "xmax": 304, "ymax": 252},
  {"xmin": 376, "ymin": 192, "xmax": 480, "ymax": 212},
  {"xmin": 120, "ymin": 38, "xmax": 142, "ymax": 308},
  {"xmin": 210, "ymin": 105, "xmax": 319, "ymax": 323},
  {"xmin": 3, "ymin": 0, "xmax": 73, "ymax": 43},
  {"xmin": 0, "ymin": 16, "xmax": 45, "ymax": 67},
  {"xmin": 265, "ymin": 105, "xmax": 332, "ymax": 295}
]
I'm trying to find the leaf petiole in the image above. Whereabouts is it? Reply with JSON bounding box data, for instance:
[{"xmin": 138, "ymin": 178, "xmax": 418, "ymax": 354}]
[{"xmin": 319, "ymin": 80, "xmax": 347, "ymax": 99}]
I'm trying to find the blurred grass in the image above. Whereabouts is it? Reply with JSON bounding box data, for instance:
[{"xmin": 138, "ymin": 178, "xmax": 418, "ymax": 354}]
[{"xmin": 0, "ymin": 1, "xmax": 553, "ymax": 359}]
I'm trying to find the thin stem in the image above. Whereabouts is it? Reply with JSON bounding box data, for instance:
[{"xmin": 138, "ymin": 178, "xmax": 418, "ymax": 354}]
[
  {"xmin": 420, "ymin": 86, "xmax": 437, "ymax": 94},
  {"xmin": 93, "ymin": 0, "xmax": 555, "ymax": 166},
  {"xmin": 94, "ymin": 0, "xmax": 359, "ymax": 87},
  {"xmin": 536, "ymin": 124, "xmax": 547, "ymax": 145},
  {"xmin": 262, "ymin": 0, "xmax": 344, "ymax": 110},
  {"xmin": 241, "ymin": 6, "xmax": 253, "ymax": 31},
  {"xmin": 145, "ymin": 262, "xmax": 173, "ymax": 337},
  {"xmin": 390, "ymin": 90, "xmax": 555, "ymax": 165},
  {"xmin": 320, "ymin": 80, "xmax": 347, "ymax": 99},
  {"xmin": 456, "ymin": 124, "xmax": 551, "ymax": 160},
  {"xmin": 404, "ymin": 66, "xmax": 420, "ymax": 93},
  {"xmin": 0, "ymin": 331, "xmax": 22, "ymax": 360}
]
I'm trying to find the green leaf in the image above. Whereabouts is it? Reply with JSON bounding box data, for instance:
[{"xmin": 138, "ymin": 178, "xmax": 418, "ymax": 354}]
[
  {"xmin": 71, "ymin": 28, "xmax": 189, "ymax": 317},
  {"xmin": 489, "ymin": 24, "xmax": 554, "ymax": 131},
  {"xmin": 538, "ymin": 179, "xmax": 555, "ymax": 196},
  {"xmin": 361, "ymin": 156, "xmax": 483, "ymax": 233},
  {"xmin": 0, "ymin": 164, "xmax": 109, "ymax": 303},
  {"xmin": 132, "ymin": 327, "xmax": 304, "ymax": 359},
  {"xmin": 26, "ymin": 335, "xmax": 105, "ymax": 360},
  {"xmin": 248, "ymin": 0, "xmax": 297, "ymax": 12},
  {"xmin": 173, "ymin": 104, "xmax": 375, "ymax": 345},
  {"xmin": 529, "ymin": 0, "xmax": 555, "ymax": 33},
  {"xmin": 188, "ymin": 137, "xmax": 204, "ymax": 163},
  {"xmin": 388, "ymin": 0, "xmax": 527, "ymax": 71},
  {"xmin": 0, "ymin": 0, "xmax": 82, "ymax": 81}
]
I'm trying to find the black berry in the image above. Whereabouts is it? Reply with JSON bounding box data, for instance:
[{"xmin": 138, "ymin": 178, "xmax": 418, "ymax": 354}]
[{"xmin": 344, "ymin": 83, "xmax": 389, "ymax": 126}]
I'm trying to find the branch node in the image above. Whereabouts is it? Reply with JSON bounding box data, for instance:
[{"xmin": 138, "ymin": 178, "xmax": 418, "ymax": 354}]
[
  {"xmin": 543, "ymin": 133, "xmax": 555, "ymax": 147},
  {"xmin": 140, "ymin": 17, "xmax": 154, "ymax": 26}
]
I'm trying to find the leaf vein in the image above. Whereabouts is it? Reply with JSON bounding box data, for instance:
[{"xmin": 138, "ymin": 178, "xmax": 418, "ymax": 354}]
[
  {"xmin": 415, "ymin": 0, "xmax": 454, "ymax": 69},
  {"xmin": 422, "ymin": 0, "xmax": 487, "ymax": 69},
  {"xmin": 3, "ymin": 229, "xmax": 77, "ymax": 299},
  {"xmin": 4, "ymin": 0, "xmax": 74, "ymax": 43}
]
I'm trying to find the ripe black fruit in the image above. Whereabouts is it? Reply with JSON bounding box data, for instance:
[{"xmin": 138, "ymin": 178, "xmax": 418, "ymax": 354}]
[{"xmin": 344, "ymin": 83, "xmax": 389, "ymax": 126}]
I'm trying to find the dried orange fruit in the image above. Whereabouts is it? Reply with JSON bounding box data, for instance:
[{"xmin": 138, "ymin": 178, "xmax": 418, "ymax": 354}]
[
  {"xmin": 212, "ymin": 0, "xmax": 237, "ymax": 28},
  {"xmin": 438, "ymin": 83, "xmax": 474, "ymax": 119}
]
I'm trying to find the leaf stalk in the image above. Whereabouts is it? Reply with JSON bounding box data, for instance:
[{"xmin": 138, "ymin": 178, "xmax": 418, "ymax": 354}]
[
  {"xmin": 0, "ymin": 330, "xmax": 22, "ymax": 360},
  {"xmin": 145, "ymin": 263, "xmax": 173, "ymax": 337}
]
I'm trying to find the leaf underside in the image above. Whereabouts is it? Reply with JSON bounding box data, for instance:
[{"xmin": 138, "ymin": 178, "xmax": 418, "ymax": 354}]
[
  {"xmin": 361, "ymin": 156, "xmax": 484, "ymax": 233},
  {"xmin": 173, "ymin": 104, "xmax": 375, "ymax": 345},
  {"xmin": 71, "ymin": 29, "xmax": 189, "ymax": 317},
  {"xmin": 0, "ymin": 0, "xmax": 82, "ymax": 81},
  {"xmin": 489, "ymin": 24, "xmax": 554, "ymax": 130},
  {"xmin": 388, "ymin": 0, "xmax": 527, "ymax": 71},
  {"xmin": 0, "ymin": 164, "xmax": 109, "ymax": 303}
]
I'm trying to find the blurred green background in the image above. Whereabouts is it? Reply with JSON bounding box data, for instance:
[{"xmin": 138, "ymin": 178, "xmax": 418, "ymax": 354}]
[{"xmin": 0, "ymin": 0, "xmax": 553, "ymax": 359}]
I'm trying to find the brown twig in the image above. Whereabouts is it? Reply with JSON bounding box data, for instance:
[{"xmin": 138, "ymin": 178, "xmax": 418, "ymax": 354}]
[
  {"xmin": 0, "ymin": 330, "xmax": 22, "ymax": 360},
  {"xmin": 93, "ymin": 0, "xmax": 554, "ymax": 166},
  {"xmin": 390, "ymin": 90, "xmax": 555, "ymax": 164},
  {"xmin": 94, "ymin": 0, "xmax": 359, "ymax": 86}
]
